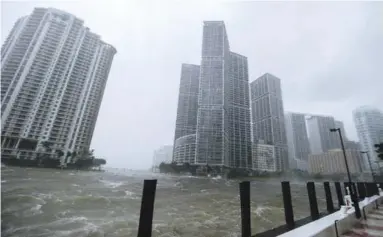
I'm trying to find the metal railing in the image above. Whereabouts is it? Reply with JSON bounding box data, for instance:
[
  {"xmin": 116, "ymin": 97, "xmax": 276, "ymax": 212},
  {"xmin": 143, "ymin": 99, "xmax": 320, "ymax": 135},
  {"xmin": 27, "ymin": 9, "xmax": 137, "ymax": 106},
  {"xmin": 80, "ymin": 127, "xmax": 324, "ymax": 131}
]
[{"xmin": 134, "ymin": 180, "xmax": 383, "ymax": 237}]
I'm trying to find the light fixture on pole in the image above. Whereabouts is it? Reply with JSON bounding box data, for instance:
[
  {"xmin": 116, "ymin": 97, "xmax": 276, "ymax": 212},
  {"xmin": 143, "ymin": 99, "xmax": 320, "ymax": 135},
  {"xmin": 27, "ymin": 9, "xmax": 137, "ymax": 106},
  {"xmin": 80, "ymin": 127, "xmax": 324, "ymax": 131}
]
[{"xmin": 330, "ymin": 127, "xmax": 361, "ymax": 218}]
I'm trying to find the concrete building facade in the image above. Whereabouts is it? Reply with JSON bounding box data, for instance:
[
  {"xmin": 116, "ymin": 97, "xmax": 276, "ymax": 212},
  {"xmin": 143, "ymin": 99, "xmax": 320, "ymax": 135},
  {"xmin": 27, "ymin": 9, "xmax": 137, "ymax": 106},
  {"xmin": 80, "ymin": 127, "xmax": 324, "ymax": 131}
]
[
  {"xmin": 250, "ymin": 73, "xmax": 288, "ymax": 171},
  {"xmin": 1, "ymin": 8, "xmax": 116, "ymax": 165},
  {"xmin": 308, "ymin": 149, "xmax": 363, "ymax": 175}
]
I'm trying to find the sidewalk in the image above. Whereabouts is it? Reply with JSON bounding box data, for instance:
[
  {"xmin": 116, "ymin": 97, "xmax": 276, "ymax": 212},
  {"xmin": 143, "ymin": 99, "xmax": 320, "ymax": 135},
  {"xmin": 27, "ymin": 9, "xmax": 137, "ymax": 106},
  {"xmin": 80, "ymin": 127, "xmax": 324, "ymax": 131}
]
[{"xmin": 341, "ymin": 209, "xmax": 383, "ymax": 237}]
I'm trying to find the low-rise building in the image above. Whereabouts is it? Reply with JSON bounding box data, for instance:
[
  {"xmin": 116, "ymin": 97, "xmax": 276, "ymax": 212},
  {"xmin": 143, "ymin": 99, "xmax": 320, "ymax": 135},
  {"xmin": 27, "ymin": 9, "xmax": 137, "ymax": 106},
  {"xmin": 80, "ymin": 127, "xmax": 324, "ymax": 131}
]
[{"xmin": 308, "ymin": 149, "xmax": 363, "ymax": 175}]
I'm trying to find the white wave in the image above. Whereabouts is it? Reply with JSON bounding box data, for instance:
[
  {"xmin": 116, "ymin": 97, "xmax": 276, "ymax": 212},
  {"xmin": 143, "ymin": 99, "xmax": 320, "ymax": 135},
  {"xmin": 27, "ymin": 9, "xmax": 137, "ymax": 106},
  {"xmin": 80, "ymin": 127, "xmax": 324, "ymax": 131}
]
[
  {"xmin": 22, "ymin": 204, "xmax": 43, "ymax": 217},
  {"xmin": 124, "ymin": 190, "xmax": 139, "ymax": 199},
  {"xmin": 212, "ymin": 175, "xmax": 222, "ymax": 180},
  {"xmin": 99, "ymin": 179, "xmax": 123, "ymax": 188},
  {"xmin": 68, "ymin": 173, "xmax": 75, "ymax": 176},
  {"xmin": 72, "ymin": 184, "xmax": 80, "ymax": 187},
  {"xmin": 2, "ymin": 180, "xmax": 7, "ymax": 183},
  {"xmin": 254, "ymin": 205, "xmax": 272, "ymax": 216}
]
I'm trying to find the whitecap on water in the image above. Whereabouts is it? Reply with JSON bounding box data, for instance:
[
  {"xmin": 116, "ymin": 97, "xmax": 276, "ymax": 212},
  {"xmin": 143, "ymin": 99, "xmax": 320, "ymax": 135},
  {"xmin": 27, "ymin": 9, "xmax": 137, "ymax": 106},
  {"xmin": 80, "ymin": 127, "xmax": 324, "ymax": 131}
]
[
  {"xmin": 254, "ymin": 205, "xmax": 272, "ymax": 216},
  {"xmin": 212, "ymin": 175, "xmax": 222, "ymax": 180},
  {"xmin": 99, "ymin": 179, "xmax": 123, "ymax": 188},
  {"xmin": 2, "ymin": 180, "xmax": 7, "ymax": 183}
]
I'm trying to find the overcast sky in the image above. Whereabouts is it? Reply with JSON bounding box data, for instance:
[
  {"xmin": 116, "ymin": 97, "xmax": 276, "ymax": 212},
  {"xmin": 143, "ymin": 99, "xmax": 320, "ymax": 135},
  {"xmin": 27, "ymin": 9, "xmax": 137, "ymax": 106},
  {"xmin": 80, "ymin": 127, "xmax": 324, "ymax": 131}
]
[{"xmin": 2, "ymin": 0, "xmax": 382, "ymax": 169}]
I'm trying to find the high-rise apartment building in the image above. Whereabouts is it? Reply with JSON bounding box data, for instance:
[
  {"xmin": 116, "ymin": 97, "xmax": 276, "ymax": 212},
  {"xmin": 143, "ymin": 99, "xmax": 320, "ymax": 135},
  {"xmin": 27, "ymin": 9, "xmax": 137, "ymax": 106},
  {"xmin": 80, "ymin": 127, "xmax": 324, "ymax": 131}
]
[
  {"xmin": 227, "ymin": 52, "xmax": 252, "ymax": 169},
  {"xmin": 172, "ymin": 64, "xmax": 200, "ymax": 164},
  {"xmin": 306, "ymin": 115, "xmax": 340, "ymax": 155},
  {"xmin": 285, "ymin": 112, "xmax": 310, "ymax": 170},
  {"xmin": 173, "ymin": 21, "xmax": 252, "ymax": 170},
  {"xmin": 353, "ymin": 106, "xmax": 383, "ymax": 170},
  {"xmin": 250, "ymin": 73, "xmax": 288, "ymax": 171},
  {"xmin": 1, "ymin": 8, "xmax": 116, "ymax": 165},
  {"xmin": 195, "ymin": 21, "xmax": 231, "ymax": 167}
]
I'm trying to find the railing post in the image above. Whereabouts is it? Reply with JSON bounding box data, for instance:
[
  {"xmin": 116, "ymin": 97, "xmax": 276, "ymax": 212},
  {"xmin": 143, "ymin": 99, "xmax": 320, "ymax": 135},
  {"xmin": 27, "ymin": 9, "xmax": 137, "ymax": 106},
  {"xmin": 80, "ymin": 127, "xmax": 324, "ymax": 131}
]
[
  {"xmin": 324, "ymin": 182, "xmax": 334, "ymax": 213},
  {"xmin": 239, "ymin": 181, "xmax": 251, "ymax": 237},
  {"xmin": 352, "ymin": 183, "xmax": 358, "ymax": 198},
  {"xmin": 282, "ymin": 181, "xmax": 295, "ymax": 229},
  {"xmin": 373, "ymin": 182, "xmax": 379, "ymax": 195},
  {"xmin": 137, "ymin": 179, "xmax": 157, "ymax": 237},
  {"xmin": 335, "ymin": 182, "xmax": 344, "ymax": 208},
  {"xmin": 365, "ymin": 182, "xmax": 372, "ymax": 197},
  {"xmin": 343, "ymin": 182, "xmax": 348, "ymax": 194},
  {"xmin": 357, "ymin": 182, "xmax": 366, "ymax": 200},
  {"xmin": 307, "ymin": 182, "xmax": 319, "ymax": 220}
]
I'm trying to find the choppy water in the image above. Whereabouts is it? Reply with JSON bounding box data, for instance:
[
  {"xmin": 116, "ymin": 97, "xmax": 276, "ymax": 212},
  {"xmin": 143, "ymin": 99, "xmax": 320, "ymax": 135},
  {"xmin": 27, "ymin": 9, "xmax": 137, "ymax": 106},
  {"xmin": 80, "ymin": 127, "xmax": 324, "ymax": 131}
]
[{"xmin": 1, "ymin": 166, "xmax": 333, "ymax": 237}]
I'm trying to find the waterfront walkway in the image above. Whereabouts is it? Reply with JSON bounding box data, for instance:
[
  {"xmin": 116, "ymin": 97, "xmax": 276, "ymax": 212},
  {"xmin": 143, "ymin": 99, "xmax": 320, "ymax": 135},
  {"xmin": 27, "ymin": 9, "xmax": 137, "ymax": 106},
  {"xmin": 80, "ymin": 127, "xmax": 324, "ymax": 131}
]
[{"xmin": 342, "ymin": 209, "xmax": 383, "ymax": 237}]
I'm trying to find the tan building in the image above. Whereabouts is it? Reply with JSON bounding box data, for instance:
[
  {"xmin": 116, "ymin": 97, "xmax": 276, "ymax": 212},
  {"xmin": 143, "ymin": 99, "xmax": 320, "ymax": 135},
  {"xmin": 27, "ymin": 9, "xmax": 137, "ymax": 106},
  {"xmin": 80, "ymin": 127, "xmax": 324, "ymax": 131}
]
[{"xmin": 308, "ymin": 149, "xmax": 363, "ymax": 175}]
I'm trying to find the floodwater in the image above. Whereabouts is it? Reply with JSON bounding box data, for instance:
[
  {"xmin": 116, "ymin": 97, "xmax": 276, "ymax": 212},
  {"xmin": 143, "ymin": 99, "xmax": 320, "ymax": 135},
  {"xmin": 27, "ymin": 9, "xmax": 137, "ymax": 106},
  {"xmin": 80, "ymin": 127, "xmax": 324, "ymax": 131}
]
[{"xmin": 1, "ymin": 166, "xmax": 332, "ymax": 237}]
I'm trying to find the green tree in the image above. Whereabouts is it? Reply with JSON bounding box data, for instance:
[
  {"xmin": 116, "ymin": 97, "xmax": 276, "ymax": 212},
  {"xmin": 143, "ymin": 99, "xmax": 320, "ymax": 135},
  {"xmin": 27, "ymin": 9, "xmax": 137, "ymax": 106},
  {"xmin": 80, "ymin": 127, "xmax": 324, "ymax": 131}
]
[
  {"xmin": 71, "ymin": 151, "xmax": 78, "ymax": 163},
  {"xmin": 56, "ymin": 149, "xmax": 64, "ymax": 158},
  {"xmin": 375, "ymin": 143, "xmax": 383, "ymax": 160},
  {"xmin": 65, "ymin": 151, "xmax": 72, "ymax": 164}
]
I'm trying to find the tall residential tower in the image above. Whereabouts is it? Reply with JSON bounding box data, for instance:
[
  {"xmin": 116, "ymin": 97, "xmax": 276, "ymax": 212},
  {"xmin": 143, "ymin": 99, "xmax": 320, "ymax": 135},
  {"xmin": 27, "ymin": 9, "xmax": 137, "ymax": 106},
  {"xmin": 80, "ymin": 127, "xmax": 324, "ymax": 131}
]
[
  {"xmin": 1, "ymin": 8, "xmax": 116, "ymax": 165},
  {"xmin": 353, "ymin": 106, "xmax": 383, "ymax": 170},
  {"xmin": 172, "ymin": 64, "xmax": 200, "ymax": 164},
  {"xmin": 250, "ymin": 73, "xmax": 288, "ymax": 171}
]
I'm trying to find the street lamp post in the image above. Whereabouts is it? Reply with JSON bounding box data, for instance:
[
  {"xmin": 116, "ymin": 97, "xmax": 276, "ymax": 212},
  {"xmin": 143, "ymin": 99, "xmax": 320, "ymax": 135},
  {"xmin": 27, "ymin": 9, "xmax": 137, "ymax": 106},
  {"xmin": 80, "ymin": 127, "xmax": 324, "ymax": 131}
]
[
  {"xmin": 361, "ymin": 151, "xmax": 376, "ymax": 182},
  {"xmin": 330, "ymin": 128, "xmax": 361, "ymax": 218}
]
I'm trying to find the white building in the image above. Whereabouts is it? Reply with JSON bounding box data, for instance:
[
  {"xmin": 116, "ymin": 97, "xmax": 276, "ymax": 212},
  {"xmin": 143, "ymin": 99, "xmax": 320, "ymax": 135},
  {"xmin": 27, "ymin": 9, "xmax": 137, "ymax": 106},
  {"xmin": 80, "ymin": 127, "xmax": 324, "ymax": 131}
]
[
  {"xmin": 1, "ymin": 8, "xmax": 116, "ymax": 165},
  {"xmin": 353, "ymin": 106, "xmax": 383, "ymax": 170},
  {"xmin": 252, "ymin": 141, "xmax": 277, "ymax": 172},
  {"xmin": 152, "ymin": 145, "xmax": 173, "ymax": 167}
]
